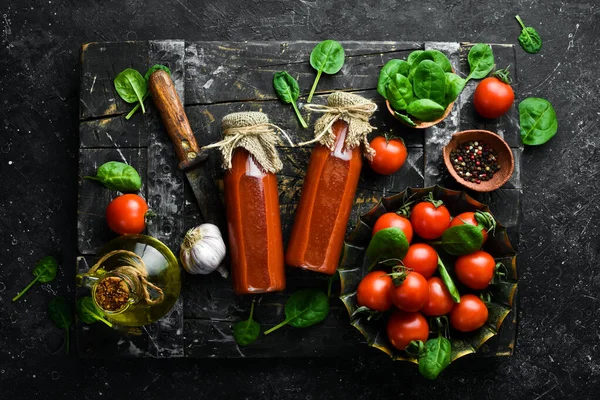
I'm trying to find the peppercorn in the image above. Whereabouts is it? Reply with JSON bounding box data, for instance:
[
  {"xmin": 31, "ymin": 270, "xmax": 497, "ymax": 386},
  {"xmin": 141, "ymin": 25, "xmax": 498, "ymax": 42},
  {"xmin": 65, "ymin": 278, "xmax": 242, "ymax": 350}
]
[{"xmin": 450, "ymin": 141, "xmax": 501, "ymax": 185}]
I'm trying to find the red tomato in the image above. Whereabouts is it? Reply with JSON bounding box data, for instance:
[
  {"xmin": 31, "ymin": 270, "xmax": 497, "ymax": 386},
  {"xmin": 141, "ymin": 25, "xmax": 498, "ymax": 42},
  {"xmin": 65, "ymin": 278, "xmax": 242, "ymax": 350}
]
[
  {"xmin": 450, "ymin": 294, "xmax": 489, "ymax": 332},
  {"xmin": 372, "ymin": 213, "xmax": 413, "ymax": 243},
  {"xmin": 369, "ymin": 137, "xmax": 408, "ymax": 175},
  {"xmin": 402, "ymin": 243, "xmax": 438, "ymax": 278},
  {"xmin": 410, "ymin": 202, "xmax": 451, "ymax": 240},
  {"xmin": 455, "ymin": 250, "xmax": 496, "ymax": 290},
  {"xmin": 473, "ymin": 76, "xmax": 515, "ymax": 119},
  {"xmin": 386, "ymin": 311, "xmax": 430, "ymax": 351},
  {"xmin": 356, "ymin": 271, "xmax": 393, "ymax": 312},
  {"xmin": 450, "ymin": 212, "xmax": 488, "ymax": 243},
  {"xmin": 390, "ymin": 272, "xmax": 429, "ymax": 312},
  {"xmin": 106, "ymin": 194, "xmax": 149, "ymax": 235},
  {"xmin": 421, "ymin": 277, "xmax": 454, "ymax": 316}
]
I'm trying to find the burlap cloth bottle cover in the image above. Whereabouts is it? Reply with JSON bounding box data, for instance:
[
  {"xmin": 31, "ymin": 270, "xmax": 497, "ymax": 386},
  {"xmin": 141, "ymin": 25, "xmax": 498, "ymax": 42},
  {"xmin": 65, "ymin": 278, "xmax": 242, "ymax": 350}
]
[
  {"xmin": 299, "ymin": 91, "xmax": 378, "ymax": 159},
  {"xmin": 203, "ymin": 111, "xmax": 294, "ymax": 173}
]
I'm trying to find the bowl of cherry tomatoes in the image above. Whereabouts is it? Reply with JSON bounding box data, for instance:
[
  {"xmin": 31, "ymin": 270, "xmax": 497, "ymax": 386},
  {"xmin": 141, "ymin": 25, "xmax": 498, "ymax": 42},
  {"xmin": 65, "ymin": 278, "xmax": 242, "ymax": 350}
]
[{"xmin": 338, "ymin": 186, "xmax": 518, "ymax": 378}]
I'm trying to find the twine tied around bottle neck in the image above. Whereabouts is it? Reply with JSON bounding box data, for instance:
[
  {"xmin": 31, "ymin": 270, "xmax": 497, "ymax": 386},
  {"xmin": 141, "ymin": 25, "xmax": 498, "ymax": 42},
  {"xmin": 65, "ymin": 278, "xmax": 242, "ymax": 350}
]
[
  {"xmin": 298, "ymin": 92, "xmax": 378, "ymax": 160},
  {"xmin": 203, "ymin": 112, "xmax": 294, "ymax": 173},
  {"xmin": 89, "ymin": 250, "xmax": 164, "ymax": 306}
]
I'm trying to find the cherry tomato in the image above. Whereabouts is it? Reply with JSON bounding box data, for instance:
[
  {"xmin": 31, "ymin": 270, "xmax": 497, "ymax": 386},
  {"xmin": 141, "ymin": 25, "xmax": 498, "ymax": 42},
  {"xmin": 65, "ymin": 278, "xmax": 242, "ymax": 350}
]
[
  {"xmin": 386, "ymin": 310, "xmax": 430, "ymax": 351},
  {"xmin": 473, "ymin": 76, "xmax": 515, "ymax": 119},
  {"xmin": 106, "ymin": 194, "xmax": 149, "ymax": 235},
  {"xmin": 372, "ymin": 213, "xmax": 413, "ymax": 243},
  {"xmin": 410, "ymin": 201, "xmax": 451, "ymax": 240},
  {"xmin": 450, "ymin": 294, "xmax": 489, "ymax": 332},
  {"xmin": 369, "ymin": 137, "xmax": 408, "ymax": 175},
  {"xmin": 356, "ymin": 271, "xmax": 393, "ymax": 312},
  {"xmin": 450, "ymin": 212, "xmax": 488, "ymax": 243},
  {"xmin": 402, "ymin": 243, "xmax": 438, "ymax": 278},
  {"xmin": 421, "ymin": 277, "xmax": 454, "ymax": 316},
  {"xmin": 455, "ymin": 250, "xmax": 496, "ymax": 290},
  {"xmin": 390, "ymin": 272, "xmax": 429, "ymax": 312}
]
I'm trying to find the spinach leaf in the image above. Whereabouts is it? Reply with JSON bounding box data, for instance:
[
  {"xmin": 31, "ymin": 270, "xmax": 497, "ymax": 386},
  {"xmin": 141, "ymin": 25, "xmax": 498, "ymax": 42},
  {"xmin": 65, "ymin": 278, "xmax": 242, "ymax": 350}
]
[
  {"xmin": 48, "ymin": 296, "xmax": 73, "ymax": 354},
  {"xmin": 233, "ymin": 300, "xmax": 261, "ymax": 346},
  {"xmin": 76, "ymin": 296, "xmax": 113, "ymax": 327},
  {"xmin": 12, "ymin": 256, "xmax": 58, "ymax": 302},
  {"xmin": 409, "ymin": 50, "xmax": 453, "ymax": 73},
  {"xmin": 365, "ymin": 227, "xmax": 410, "ymax": 271},
  {"xmin": 378, "ymin": 59, "xmax": 410, "ymax": 98},
  {"xmin": 273, "ymin": 71, "xmax": 308, "ymax": 128},
  {"xmin": 263, "ymin": 289, "xmax": 329, "ymax": 335},
  {"xmin": 515, "ymin": 15, "xmax": 542, "ymax": 54},
  {"xmin": 437, "ymin": 256, "xmax": 460, "ymax": 303},
  {"xmin": 466, "ymin": 44, "xmax": 495, "ymax": 82},
  {"xmin": 395, "ymin": 112, "xmax": 417, "ymax": 127},
  {"xmin": 413, "ymin": 60, "xmax": 447, "ymax": 105},
  {"xmin": 406, "ymin": 99, "xmax": 445, "ymax": 122},
  {"xmin": 125, "ymin": 64, "xmax": 172, "ymax": 120},
  {"xmin": 444, "ymin": 72, "xmax": 466, "ymax": 107},
  {"xmin": 440, "ymin": 224, "xmax": 484, "ymax": 255},
  {"xmin": 519, "ymin": 97, "xmax": 558, "ymax": 145},
  {"xmin": 114, "ymin": 68, "xmax": 148, "ymax": 114},
  {"xmin": 386, "ymin": 73, "xmax": 413, "ymax": 111},
  {"xmin": 307, "ymin": 40, "xmax": 345, "ymax": 102},
  {"xmin": 407, "ymin": 50, "xmax": 424, "ymax": 66},
  {"xmin": 84, "ymin": 161, "xmax": 142, "ymax": 192},
  {"xmin": 418, "ymin": 334, "xmax": 452, "ymax": 380}
]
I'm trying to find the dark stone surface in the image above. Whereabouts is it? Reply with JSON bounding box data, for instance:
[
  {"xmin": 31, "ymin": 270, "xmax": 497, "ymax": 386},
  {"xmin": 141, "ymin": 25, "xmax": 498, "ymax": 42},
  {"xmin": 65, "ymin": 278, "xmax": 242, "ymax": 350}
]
[{"xmin": 0, "ymin": 0, "xmax": 598, "ymax": 398}]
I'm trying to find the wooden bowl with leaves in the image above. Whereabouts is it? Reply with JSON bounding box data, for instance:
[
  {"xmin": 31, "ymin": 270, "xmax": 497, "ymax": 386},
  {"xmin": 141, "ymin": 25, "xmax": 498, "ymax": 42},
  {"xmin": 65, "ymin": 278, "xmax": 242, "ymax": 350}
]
[
  {"xmin": 338, "ymin": 186, "xmax": 518, "ymax": 365},
  {"xmin": 443, "ymin": 130, "xmax": 514, "ymax": 192},
  {"xmin": 386, "ymin": 99, "xmax": 455, "ymax": 129}
]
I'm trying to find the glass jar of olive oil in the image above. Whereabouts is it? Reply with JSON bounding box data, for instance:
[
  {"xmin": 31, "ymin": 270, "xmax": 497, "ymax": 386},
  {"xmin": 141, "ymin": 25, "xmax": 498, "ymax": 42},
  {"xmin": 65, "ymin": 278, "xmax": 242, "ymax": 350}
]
[{"xmin": 76, "ymin": 235, "xmax": 181, "ymax": 327}]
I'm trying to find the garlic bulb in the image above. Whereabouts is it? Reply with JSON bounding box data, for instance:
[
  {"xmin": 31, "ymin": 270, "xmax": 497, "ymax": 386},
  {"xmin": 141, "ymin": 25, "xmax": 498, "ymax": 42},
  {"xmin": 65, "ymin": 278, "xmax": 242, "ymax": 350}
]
[{"xmin": 180, "ymin": 223, "xmax": 227, "ymax": 277}]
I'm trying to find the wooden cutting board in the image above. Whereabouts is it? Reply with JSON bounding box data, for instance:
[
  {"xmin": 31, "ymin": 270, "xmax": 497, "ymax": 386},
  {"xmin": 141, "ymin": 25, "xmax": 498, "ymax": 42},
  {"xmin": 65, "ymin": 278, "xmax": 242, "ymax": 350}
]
[{"xmin": 76, "ymin": 40, "xmax": 521, "ymax": 358}]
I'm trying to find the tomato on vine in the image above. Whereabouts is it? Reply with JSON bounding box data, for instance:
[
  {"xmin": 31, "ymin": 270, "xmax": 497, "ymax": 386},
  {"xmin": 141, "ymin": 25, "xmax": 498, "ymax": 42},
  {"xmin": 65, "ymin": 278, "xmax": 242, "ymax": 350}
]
[
  {"xmin": 356, "ymin": 271, "xmax": 393, "ymax": 312},
  {"xmin": 372, "ymin": 213, "xmax": 413, "ymax": 243},
  {"xmin": 386, "ymin": 310, "xmax": 429, "ymax": 351},
  {"xmin": 449, "ymin": 211, "xmax": 496, "ymax": 243},
  {"xmin": 473, "ymin": 67, "xmax": 515, "ymax": 119},
  {"xmin": 402, "ymin": 243, "xmax": 438, "ymax": 279},
  {"xmin": 390, "ymin": 271, "xmax": 429, "ymax": 312},
  {"xmin": 106, "ymin": 194, "xmax": 150, "ymax": 235},
  {"xmin": 368, "ymin": 136, "xmax": 407, "ymax": 175},
  {"xmin": 455, "ymin": 250, "xmax": 496, "ymax": 290},
  {"xmin": 421, "ymin": 277, "xmax": 455, "ymax": 317},
  {"xmin": 450, "ymin": 294, "xmax": 488, "ymax": 332},
  {"xmin": 410, "ymin": 196, "xmax": 451, "ymax": 240}
]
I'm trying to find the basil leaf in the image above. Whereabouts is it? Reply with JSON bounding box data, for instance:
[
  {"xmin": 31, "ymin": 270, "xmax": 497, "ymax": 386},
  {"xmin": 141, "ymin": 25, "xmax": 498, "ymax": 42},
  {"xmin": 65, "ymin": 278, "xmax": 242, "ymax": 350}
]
[
  {"xmin": 307, "ymin": 40, "xmax": 345, "ymax": 102},
  {"xmin": 437, "ymin": 257, "xmax": 460, "ymax": 303},
  {"xmin": 386, "ymin": 73, "xmax": 414, "ymax": 111},
  {"xmin": 418, "ymin": 335, "xmax": 451, "ymax": 380},
  {"xmin": 48, "ymin": 296, "xmax": 73, "ymax": 354},
  {"xmin": 413, "ymin": 60, "xmax": 447, "ymax": 105},
  {"xmin": 444, "ymin": 72, "xmax": 466, "ymax": 107},
  {"xmin": 406, "ymin": 99, "xmax": 445, "ymax": 122},
  {"xmin": 144, "ymin": 64, "xmax": 171, "ymax": 81},
  {"xmin": 378, "ymin": 59, "xmax": 410, "ymax": 98},
  {"xmin": 12, "ymin": 256, "xmax": 58, "ymax": 302},
  {"xmin": 441, "ymin": 224, "xmax": 484, "ymax": 255},
  {"xmin": 84, "ymin": 161, "xmax": 142, "ymax": 192},
  {"xmin": 409, "ymin": 50, "xmax": 452, "ymax": 73},
  {"xmin": 233, "ymin": 301, "xmax": 260, "ymax": 346},
  {"xmin": 466, "ymin": 44, "xmax": 495, "ymax": 81},
  {"xmin": 114, "ymin": 68, "xmax": 148, "ymax": 114},
  {"xmin": 515, "ymin": 15, "xmax": 542, "ymax": 54},
  {"xmin": 76, "ymin": 296, "xmax": 113, "ymax": 327},
  {"xmin": 264, "ymin": 289, "xmax": 329, "ymax": 335},
  {"xmin": 519, "ymin": 97, "xmax": 558, "ymax": 145},
  {"xmin": 395, "ymin": 112, "xmax": 417, "ymax": 127},
  {"xmin": 365, "ymin": 227, "xmax": 409, "ymax": 270},
  {"xmin": 273, "ymin": 71, "xmax": 308, "ymax": 128}
]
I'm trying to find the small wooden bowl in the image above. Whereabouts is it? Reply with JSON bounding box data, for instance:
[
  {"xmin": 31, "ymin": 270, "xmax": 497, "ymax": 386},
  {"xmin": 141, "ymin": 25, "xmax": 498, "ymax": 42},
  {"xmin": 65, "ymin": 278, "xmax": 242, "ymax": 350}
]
[
  {"xmin": 443, "ymin": 130, "xmax": 514, "ymax": 192},
  {"xmin": 386, "ymin": 99, "xmax": 454, "ymax": 129}
]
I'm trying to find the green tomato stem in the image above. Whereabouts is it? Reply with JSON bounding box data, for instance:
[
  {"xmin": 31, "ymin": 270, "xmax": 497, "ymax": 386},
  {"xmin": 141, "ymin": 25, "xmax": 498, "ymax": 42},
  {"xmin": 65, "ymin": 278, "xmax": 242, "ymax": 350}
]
[
  {"xmin": 12, "ymin": 274, "xmax": 41, "ymax": 301},
  {"xmin": 515, "ymin": 15, "xmax": 526, "ymax": 30},
  {"xmin": 291, "ymin": 101, "xmax": 308, "ymax": 129},
  {"xmin": 307, "ymin": 69, "xmax": 322, "ymax": 103}
]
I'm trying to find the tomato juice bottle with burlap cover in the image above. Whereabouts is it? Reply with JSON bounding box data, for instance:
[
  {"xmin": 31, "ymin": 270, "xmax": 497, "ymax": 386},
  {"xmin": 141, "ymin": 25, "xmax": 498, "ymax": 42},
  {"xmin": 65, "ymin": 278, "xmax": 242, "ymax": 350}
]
[
  {"xmin": 210, "ymin": 112, "xmax": 287, "ymax": 294},
  {"xmin": 286, "ymin": 92, "xmax": 377, "ymax": 275}
]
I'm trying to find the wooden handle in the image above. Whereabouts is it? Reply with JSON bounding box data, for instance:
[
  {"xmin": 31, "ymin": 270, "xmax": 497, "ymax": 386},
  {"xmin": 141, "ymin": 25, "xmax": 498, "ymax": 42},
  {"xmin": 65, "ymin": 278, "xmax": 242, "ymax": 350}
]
[{"xmin": 148, "ymin": 70, "xmax": 201, "ymax": 171}]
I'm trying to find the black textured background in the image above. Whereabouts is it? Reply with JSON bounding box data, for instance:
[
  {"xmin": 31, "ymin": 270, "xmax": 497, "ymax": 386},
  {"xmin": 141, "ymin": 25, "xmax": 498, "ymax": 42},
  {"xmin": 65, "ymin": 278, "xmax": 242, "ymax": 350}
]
[{"xmin": 1, "ymin": 1, "xmax": 599, "ymax": 399}]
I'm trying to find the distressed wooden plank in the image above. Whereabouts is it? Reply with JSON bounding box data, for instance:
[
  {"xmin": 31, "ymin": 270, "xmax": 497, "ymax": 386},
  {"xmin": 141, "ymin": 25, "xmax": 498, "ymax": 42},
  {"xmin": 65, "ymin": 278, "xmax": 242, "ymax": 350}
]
[
  {"xmin": 77, "ymin": 148, "xmax": 147, "ymax": 254},
  {"xmin": 142, "ymin": 40, "xmax": 187, "ymax": 358},
  {"xmin": 80, "ymin": 41, "xmax": 150, "ymax": 120},
  {"xmin": 185, "ymin": 41, "xmax": 422, "ymax": 104},
  {"xmin": 79, "ymin": 113, "xmax": 149, "ymax": 148}
]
